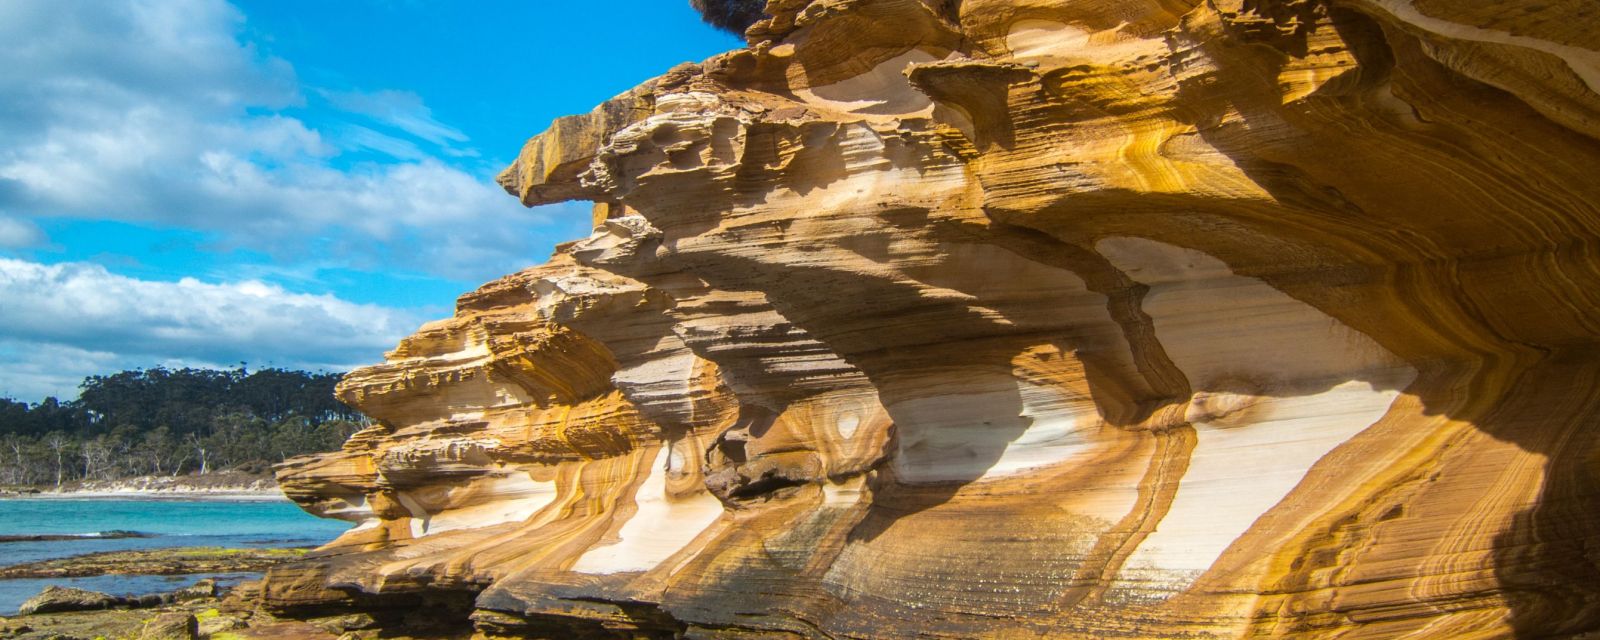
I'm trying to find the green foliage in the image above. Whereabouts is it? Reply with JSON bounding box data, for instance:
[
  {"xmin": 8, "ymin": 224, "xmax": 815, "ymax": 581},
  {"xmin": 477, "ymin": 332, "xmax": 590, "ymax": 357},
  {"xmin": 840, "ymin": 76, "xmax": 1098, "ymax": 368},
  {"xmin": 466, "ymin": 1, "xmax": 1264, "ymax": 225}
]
[
  {"xmin": 691, "ymin": 0, "xmax": 766, "ymax": 33},
  {"xmin": 0, "ymin": 367, "xmax": 366, "ymax": 486}
]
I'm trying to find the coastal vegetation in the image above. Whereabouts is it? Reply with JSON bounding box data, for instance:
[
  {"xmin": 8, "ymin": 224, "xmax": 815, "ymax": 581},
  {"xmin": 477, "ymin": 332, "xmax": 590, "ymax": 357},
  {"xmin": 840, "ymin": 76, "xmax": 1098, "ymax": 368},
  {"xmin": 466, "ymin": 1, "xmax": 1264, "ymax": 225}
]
[{"xmin": 0, "ymin": 367, "xmax": 363, "ymax": 487}]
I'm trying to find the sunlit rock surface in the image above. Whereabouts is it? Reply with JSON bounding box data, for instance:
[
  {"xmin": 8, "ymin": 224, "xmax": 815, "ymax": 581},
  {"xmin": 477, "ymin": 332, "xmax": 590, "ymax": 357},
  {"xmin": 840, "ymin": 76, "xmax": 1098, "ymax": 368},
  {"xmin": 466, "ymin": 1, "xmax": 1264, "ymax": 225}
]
[{"xmin": 271, "ymin": 0, "xmax": 1600, "ymax": 637}]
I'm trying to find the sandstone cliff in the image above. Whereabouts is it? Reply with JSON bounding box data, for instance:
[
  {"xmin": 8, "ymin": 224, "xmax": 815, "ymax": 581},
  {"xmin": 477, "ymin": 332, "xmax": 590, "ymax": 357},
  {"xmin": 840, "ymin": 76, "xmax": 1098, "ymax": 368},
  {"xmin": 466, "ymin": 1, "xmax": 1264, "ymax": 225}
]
[{"xmin": 271, "ymin": 0, "xmax": 1600, "ymax": 637}]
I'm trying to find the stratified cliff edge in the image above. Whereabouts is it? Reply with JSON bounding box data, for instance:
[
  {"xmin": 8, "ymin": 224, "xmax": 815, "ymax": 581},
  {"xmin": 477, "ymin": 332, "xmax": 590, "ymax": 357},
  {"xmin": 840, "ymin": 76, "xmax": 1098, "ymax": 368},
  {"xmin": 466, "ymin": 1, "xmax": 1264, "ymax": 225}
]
[{"xmin": 270, "ymin": 0, "xmax": 1600, "ymax": 637}]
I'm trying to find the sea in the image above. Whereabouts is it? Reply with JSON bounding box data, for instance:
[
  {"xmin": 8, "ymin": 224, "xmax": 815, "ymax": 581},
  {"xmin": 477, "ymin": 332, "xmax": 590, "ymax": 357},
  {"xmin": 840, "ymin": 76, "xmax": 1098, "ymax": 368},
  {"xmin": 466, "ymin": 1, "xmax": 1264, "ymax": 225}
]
[{"xmin": 0, "ymin": 498, "xmax": 349, "ymax": 615}]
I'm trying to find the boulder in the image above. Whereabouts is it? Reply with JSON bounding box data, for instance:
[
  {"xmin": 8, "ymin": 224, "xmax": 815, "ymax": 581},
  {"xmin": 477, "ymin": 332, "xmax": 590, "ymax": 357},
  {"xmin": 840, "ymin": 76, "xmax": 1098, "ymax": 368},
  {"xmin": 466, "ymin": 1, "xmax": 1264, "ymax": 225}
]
[
  {"xmin": 130, "ymin": 593, "xmax": 167, "ymax": 608},
  {"xmin": 139, "ymin": 612, "xmax": 197, "ymax": 640},
  {"xmin": 197, "ymin": 612, "xmax": 248, "ymax": 636},
  {"xmin": 17, "ymin": 586, "xmax": 118, "ymax": 615},
  {"xmin": 172, "ymin": 578, "xmax": 217, "ymax": 601}
]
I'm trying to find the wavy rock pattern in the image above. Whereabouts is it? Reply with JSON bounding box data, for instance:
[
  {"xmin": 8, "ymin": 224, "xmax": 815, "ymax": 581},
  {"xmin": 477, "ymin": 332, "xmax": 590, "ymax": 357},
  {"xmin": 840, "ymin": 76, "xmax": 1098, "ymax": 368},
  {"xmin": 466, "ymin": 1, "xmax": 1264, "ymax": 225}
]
[{"xmin": 271, "ymin": 0, "xmax": 1600, "ymax": 637}]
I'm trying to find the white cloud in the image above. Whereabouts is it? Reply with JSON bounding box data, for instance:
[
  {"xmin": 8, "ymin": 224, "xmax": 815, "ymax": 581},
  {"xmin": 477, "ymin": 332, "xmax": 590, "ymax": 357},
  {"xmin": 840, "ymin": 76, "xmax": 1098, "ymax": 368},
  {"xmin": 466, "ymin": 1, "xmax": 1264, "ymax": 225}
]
[
  {"xmin": 324, "ymin": 89, "xmax": 473, "ymax": 148},
  {"xmin": 0, "ymin": 0, "xmax": 298, "ymax": 121},
  {"xmin": 0, "ymin": 258, "xmax": 423, "ymax": 401},
  {"xmin": 0, "ymin": 216, "xmax": 42, "ymax": 249},
  {"xmin": 0, "ymin": 0, "xmax": 563, "ymax": 283},
  {"xmin": 335, "ymin": 125, "xmax": 432, "ymax": 162},
  {"xmin": 0, "ymin": 341, "xmax": 123, "ymax": 403},
  {"xmin": 0, "ymin": 0, "xmax": 607, "ymax": 400}
]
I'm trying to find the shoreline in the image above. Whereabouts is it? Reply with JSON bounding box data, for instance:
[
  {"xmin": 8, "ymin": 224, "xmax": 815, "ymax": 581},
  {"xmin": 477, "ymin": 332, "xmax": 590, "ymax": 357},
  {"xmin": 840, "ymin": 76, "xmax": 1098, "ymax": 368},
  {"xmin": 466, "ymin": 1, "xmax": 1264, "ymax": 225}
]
[
  {"xmin": 0, "ymin": 546, "xmax": 308, "ymax": 580},
  {"xmin": 0, "ymin": 489, "xmax": 340, "ymax": 634},
  {"xmin": 0, "ymin": 548, "xmax": 311, "ymax": 631},
  {"xmin": 0, "ymin": 473, "xmax": 289, "ymax": 502}
]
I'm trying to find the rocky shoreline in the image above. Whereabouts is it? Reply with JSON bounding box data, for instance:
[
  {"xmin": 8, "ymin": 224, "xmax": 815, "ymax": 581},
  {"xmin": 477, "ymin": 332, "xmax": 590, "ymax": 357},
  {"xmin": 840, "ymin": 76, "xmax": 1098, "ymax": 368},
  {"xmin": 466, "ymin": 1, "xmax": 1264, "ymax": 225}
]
[
  {"xmin": 0, "ymin": 579, "xmax": 472, "ymax": 640},
  {"xmin": 0, "ymin": 548, "xmax": 307, "ymax": 580},
  {"xmin": 0, "ymin": 546, "xmax": 381, "ymax": 640},
  {"xmin": 0, "ymin": 532, "xmax": 152, "ymax": 544},
  {"xmin": 0, "ymin": 582, "xmax": 410, "ymax": 640}
]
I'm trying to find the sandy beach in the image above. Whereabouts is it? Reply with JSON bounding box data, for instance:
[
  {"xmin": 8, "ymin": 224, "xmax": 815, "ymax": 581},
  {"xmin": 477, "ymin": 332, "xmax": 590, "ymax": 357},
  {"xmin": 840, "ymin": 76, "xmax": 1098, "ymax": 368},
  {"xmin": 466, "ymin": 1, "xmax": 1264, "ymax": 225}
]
[
  {"xmin": 0, "ymin": 473, "xmax": 288, "ymax": 501},
  {"xmin": 10, "ymin": 489, "xmax": 288, "ymax": 502}
]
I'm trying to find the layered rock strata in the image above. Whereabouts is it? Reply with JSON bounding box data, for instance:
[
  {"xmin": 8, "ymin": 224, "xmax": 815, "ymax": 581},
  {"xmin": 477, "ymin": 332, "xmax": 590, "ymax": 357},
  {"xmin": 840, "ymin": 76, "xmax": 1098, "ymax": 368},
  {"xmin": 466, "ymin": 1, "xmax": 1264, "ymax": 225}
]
[{"xmin": 272, "ymin": 0, "xmax": 1600, "ymax": 637}]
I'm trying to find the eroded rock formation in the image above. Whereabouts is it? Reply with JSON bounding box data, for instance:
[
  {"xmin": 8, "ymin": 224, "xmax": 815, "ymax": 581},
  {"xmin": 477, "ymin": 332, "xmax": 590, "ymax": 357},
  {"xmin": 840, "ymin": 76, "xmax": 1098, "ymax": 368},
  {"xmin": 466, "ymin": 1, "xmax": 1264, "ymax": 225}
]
[{"xmin": 271, "ymin": 0, "xmax": 1600, "ymax": 637}]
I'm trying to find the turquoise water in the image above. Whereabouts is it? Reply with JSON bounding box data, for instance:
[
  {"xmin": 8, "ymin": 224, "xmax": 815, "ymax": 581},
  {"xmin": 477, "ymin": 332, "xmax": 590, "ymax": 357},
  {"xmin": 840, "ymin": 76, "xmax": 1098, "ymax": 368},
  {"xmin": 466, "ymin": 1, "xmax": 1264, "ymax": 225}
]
[{"xmin": 0, "ymin": 499, "xmax": 349, "ymax": 615}]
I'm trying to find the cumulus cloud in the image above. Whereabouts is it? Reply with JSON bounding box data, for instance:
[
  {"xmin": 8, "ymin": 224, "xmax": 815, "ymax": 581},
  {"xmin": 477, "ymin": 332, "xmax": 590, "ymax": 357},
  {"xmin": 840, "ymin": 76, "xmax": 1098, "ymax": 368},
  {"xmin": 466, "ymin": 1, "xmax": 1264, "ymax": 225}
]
[
  {"xmin": 0, "ymin": 341, "xmax": 129, "ymax": 404},
  {"xmin": 0, "ymin": 0, "xmax": 605, "ymax": 400},
  {"xmin": 0, "ymin": 0, "xmax": 298, "ymax": 126},
  {"xmin": 0, "ymin": 0, "xmax": 564, "ymax": 283},
  {"xmin": 0, "ymin": 257, "xmax": 422, "ymax": 400}
]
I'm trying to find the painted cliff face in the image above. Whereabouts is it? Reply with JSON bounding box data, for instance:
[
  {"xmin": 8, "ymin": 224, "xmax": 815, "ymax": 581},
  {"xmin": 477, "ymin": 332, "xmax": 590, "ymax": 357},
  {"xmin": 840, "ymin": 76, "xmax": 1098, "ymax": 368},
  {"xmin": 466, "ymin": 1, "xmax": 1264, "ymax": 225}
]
[{"xmin": 273, "ymin": 0, "xmax": 1600, "ymax": 637}]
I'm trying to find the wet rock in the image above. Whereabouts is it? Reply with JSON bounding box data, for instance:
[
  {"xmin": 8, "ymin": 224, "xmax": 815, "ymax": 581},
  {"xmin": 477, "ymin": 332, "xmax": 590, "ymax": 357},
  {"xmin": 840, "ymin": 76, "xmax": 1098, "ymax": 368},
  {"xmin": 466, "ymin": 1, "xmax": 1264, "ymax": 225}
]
[
  {"xmin": 131, "ymin": 594, "xmax": 167, "ymax": 609},
  {"xmin": 172, "ymin": 579, "xmax": 218, "ymax": 602},
  {"xmin": 309, "ymin": 613, "xmax": 377, "ymax": 634},
  {"xmin": 1, "ymin": 605, "xmax": 169, "ymax": 639},
  {"xmin": 223, "ymin": 621, "xmax": 339, "ymax": 639},
  {"xmin": 139, "ymin": 612, "xmax": 197, "ymax": 640},
  {"xmin": 18, "ymin": 587, "xmax": 117, "ymax": 616}
]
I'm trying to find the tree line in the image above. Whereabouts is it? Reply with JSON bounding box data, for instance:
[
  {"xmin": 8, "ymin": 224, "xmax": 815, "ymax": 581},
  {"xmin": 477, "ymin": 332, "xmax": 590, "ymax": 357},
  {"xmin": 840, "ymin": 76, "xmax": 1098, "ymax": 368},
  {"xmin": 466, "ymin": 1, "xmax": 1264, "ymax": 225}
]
[{"xmin": 0, "ymin": 367, "xmax": 366, "ymax": 487}]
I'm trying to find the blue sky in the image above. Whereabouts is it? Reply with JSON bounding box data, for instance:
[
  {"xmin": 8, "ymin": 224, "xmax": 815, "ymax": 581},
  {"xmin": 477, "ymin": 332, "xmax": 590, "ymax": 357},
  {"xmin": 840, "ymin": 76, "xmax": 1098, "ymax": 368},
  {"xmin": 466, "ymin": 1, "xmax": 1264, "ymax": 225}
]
[{"xmin": 0, "ymin": 0, "xmax": 739, "ymax": 401}]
